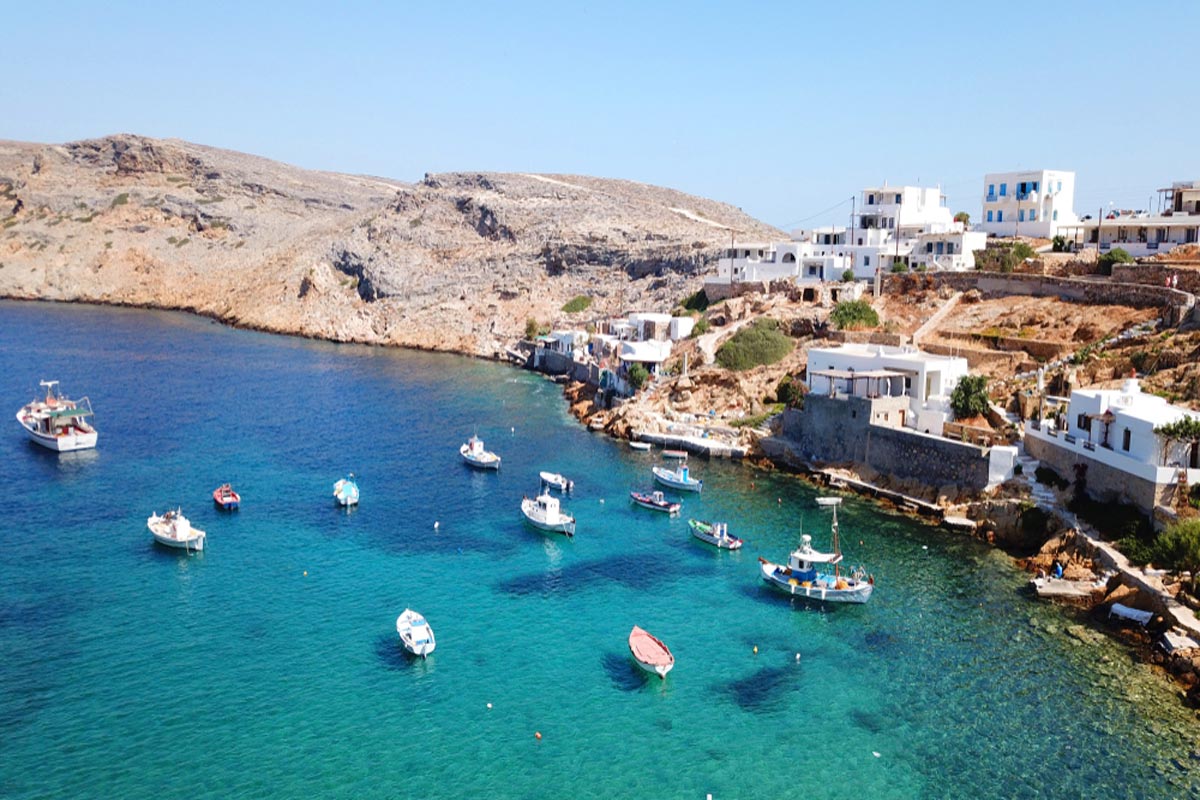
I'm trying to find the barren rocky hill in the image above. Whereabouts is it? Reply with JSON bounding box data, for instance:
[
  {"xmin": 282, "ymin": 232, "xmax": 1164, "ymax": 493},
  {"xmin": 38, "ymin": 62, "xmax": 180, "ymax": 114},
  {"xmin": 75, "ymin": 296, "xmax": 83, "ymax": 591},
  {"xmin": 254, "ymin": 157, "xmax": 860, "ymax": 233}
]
[{"xmin": 0, "ymin": 134, "xmax": 782, "ymax": 355}]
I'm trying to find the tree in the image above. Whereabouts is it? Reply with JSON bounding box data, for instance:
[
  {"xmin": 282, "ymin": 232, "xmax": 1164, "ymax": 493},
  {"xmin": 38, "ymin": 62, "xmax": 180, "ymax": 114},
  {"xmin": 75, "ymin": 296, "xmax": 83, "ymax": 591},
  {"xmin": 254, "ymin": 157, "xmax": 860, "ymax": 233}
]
[
  {"xmin": 627, "ymin": 362, "xmax": 650, "ymax": 391},
  {"xmin": 1153, "ymin": 519, "xmax": 1200, "ymax": 590},
  {"xmin": 776, "ymin": 375, "xmax": 807, "ymax": 408},
  {"xmin": 829, "ymin": 300, "xmax": 879, "ymax": 330},
  {"xmin": 950, "ymin": 374, "xmax": 990, "ymax": 419},
  {"xmin": 524, "ymin": 318, "xmax": 540, "ymax": 340},
  {"xmin": 1051, "ymin": 235, "xmax": 1068, "ymax": 253},
  {"xmin": 841, "ymin": 269, "xmax": 856, "ymax": 283},
  {"xmin": 954, "ymin": 211, "xmax": 970, "ymax": 226},
  {"xmin": 1097, "ymin": 247, "xmax": 1134, "ymax": 275},
  {"xmin": 1154, "ymin": 416, "xmax": 1200, "ymax": 465}
]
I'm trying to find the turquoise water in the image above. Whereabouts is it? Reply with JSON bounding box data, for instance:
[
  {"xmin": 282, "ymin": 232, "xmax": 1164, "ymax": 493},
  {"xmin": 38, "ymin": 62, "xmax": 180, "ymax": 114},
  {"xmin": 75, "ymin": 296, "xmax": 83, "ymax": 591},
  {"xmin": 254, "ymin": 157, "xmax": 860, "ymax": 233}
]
[{"xmin": 2, "ymin": 300, "xmax": 1199, "ymax": 799}]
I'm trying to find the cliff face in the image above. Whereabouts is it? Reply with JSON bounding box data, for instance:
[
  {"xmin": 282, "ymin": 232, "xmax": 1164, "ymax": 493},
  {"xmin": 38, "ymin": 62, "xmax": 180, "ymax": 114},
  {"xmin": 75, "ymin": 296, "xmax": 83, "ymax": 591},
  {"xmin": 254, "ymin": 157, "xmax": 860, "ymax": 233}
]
[{"xmin": 0, "ymin": 135, "xmax": 782, "ymax": 355}]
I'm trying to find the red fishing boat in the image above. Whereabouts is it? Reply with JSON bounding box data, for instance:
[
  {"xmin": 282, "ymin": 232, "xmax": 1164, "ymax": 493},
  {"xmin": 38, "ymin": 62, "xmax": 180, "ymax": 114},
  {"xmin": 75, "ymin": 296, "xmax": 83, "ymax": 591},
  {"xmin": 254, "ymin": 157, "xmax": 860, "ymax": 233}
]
[{"xmin": 212, "ymin": 483, "xmax": 240, "ymax": 510}]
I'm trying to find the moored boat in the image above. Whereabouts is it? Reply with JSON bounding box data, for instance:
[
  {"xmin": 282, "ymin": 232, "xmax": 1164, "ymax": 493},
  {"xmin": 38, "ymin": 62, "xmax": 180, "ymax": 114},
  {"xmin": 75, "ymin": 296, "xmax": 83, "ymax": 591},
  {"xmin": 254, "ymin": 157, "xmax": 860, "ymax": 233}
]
[
  {"xmin": 688, "ymin": 519, "xmax": 743, "ymax": 550},
  {"xmin": 539, "ymin": 471, "xmax": 574, "ymax": 493},
  {"xmin": 333, "ymin": 474, "xmax": 359, "ymax": 506},
  {"xmin": 148, "ymin": 508, "xmax": 206, "ymax": 552},
  {"xmin": 213, "ymin": 483, "xmax": 240, "ymax": 510},
  {"xmin": 629, "ymin": 441, "xmax": 652, "ymax": 451},
  {"xmin": 652, "ymin": 463, "xmax": 703, "ymax": 493},
  {"xmin": 628, "ymin": 625, "xmax": 674, "ymax": 679},
  {"xmin": 460, "ymin": 435, "xmax": 501, "ymax": 470},
  {"xmin": 16, "ymin": 380, "xmax": 98, "ymax": 452},
  {"xmin": 521, "ymin": 492, "xmax": 576, "ymax": 536},
  {"xmin": 662, "ymin": 449, "xmax": 688, "ymax": 459},
  {"xmin": 630, "ymin": 489, "xmax": 681, "ymax": 515},
  {"xmin": 396, "ymin": 608, "xmax": 436, "ymax": 658},
  {"xmin": 759, "ymin": 498, "xmax": 873, "ymax": 604}
]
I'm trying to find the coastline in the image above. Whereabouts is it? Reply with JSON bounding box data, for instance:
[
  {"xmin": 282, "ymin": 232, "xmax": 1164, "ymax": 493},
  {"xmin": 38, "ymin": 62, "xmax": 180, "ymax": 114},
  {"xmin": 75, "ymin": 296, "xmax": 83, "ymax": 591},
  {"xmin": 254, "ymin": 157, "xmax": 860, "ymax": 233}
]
[{"xmin": 12, "ymin": 295, "xmax": 1200, "ymax": 708}]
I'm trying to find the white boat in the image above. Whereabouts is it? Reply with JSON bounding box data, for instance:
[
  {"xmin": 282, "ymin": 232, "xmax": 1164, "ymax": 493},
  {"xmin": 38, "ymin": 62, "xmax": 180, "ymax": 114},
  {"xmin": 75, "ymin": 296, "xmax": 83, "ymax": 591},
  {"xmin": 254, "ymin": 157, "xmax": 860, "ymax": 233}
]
[
  {"xmin": 662, "ymin": 449, "xmax": 688, "ymax": 460},
  {"xmin": 460, "ymin": 435, "xmax": 501, "ymax": 470},
  {"xmin": 147, "ymin": 508, "xmax": 206, "ymax": 552},
  {"xmin": 521, "ymin": 492, "xmax": 576, "ymax": 536},
  {"xmin": 16, "ymin": 380, "xmax": 98, "ymax": 452},
  {"xmin": 628, "ymin": 625, "xmax": 674, "ymax": 679},
  {"xmin": 539, "ymin": 471, "xmax": 574, "ymax": 493},
  {"xmin": 396, "ymin": 608, "xmax": 436, "ymax": 658},
  {"xmin": 333, "ymin": 474, "xmax": 359, "ymax": 506},
  {"xmin": 630, "ymin": 490, "xmax": 681, "ymax": 515},
  {"xmin": 629, "ymin": 441, "xmax": 652, "ymax": 451},
  {"xmin": 759, "ymin": 498, "xmax": 873, "ymax": 604},
  {"xmin": 688, "ymin": 519, "xmax": 743, "ymax": 550},
  {"xmin": 652, "ymin": 463, "xmax": 703, "ymax": 493}
]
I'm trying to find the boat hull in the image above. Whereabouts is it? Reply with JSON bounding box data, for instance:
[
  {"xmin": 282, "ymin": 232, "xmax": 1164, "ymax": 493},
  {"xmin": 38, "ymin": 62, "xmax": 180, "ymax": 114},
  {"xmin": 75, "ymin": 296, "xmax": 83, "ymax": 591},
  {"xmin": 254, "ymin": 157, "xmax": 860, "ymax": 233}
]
[
  {"xmin": 630, "ymin": 493, "xmax": 680, "ymax": 515},
  {"xmin": 148, "ymin": 517, "xmax": 206, "ymax": 552},
  {"xmin": 461, "ymin": 453, "xmax": 501, "ymax": 470},
  {"xmin": 652, "ymin": 467, "xmax": 702, "ymax": 493},
  {"xmin": 396, "ymin": 610, "xmax": 436, "ymax": 658},
  {"xmin": 688, "ymin": 520, "xmax": 742, "ymax": 550},
  {"xmin": 631, "ymin": 657, "xmax": 673, "ymax": 679},
  {"xmin": 17, "ymin": 417, "xmax": 98, "ymax": 452},
  {"xmin": 759, "ymin": 561, "xmax": 872, "ymax": 603},
  {"xmin": 628, "ymin": 626, "xmax": 674, "ymax": 679},
  {"xmin": 521, "ymin": 499, "xmax": 575, "ymax": 535}
]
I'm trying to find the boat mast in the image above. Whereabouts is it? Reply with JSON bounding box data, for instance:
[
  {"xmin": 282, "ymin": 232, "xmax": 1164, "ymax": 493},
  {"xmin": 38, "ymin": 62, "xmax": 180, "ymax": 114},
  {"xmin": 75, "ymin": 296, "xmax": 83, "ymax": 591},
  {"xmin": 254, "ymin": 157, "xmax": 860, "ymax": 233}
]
[{"xmin": 831, "ymin": 503, "xmax": 841, "ymax": 577}]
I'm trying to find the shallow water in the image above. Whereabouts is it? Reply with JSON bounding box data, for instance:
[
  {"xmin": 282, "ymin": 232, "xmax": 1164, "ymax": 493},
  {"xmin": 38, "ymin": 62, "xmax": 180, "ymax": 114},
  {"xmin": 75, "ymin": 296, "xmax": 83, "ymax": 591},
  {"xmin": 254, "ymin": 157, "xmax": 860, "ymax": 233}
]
[{"xmin": 1, "ymin": 300, "xmax": 1198, "ymax": 799}]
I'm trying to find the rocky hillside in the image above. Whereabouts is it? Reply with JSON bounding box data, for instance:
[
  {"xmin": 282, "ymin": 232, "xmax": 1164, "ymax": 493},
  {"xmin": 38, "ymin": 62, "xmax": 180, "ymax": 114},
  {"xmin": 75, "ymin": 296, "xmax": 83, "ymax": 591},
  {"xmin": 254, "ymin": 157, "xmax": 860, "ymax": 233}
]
[{"xmin": 0, "ymin": 135, "xmax": 782, "ymax": 355}]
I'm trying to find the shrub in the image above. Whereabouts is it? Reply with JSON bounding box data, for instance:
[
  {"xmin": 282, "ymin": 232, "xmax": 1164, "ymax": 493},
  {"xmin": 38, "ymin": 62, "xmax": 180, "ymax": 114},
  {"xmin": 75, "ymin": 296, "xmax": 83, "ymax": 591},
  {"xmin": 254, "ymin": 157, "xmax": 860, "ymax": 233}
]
[
  {"xmin": 829, "ymin": 300, "xmax": 879, "ymax": 330},
  {"xmin": 1097, "ymin": 247, "xmax": 1133, "ymax": 275},
  {"xmin": 627, "ymin": 363, "xmax": 650, "ymax": 391},
  {"xmin": 950, "ymin": 374, "xmax": 989, "ymax": 419},
  {"xmin": 524, "ymin": 318, "xmax": 540, "ymax": 340},
  {"xmin": 954, "ymin": 211, "xmax": 970, "ymax": 226},
  {"xmin": 1152, "ymin": 519, "xmax": 1200, "ymax": 579},
  {"xmin": 691, "ymin": 317, "xmax": 710, "ymax": 336},
  {"xmin": 1011, "ymin": 242, "xmax": 1036, "ymax": 260},
  {"xmin": 1051, "ymin": 235, "xmax": 1068, "ymax": 253},
  {"xmin": 776, "ymin": 375, "xmax": 807, "ymax": 408},
  {"xmin": 680, "ymin": 290, "xmax": 709, "ymax": 312},
  {"xmin": 715, "ymin": 318, "xmax": 793, "ymax": 371},
  {"xmin": 841, "ymin": 269, "xmax": 855, "ymax": 283},
  {"xmin": 891, "ymin": 260, "xmax": 909, "ymax": 273},
  {"xmin": 110, "ymin": 193, "xmax": 129, "ymax": 208},
  {"xmin": 561, "ymin": 295, "xmax": 592, "ymax": 313}
]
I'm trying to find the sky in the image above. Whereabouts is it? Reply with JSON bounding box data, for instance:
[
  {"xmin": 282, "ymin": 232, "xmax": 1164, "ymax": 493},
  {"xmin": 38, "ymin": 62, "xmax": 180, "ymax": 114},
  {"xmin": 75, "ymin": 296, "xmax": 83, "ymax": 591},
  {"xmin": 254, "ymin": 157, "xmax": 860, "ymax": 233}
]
[{"xmin": 4, "ymin": 0, "xmax": 1197, "ymax": 230}]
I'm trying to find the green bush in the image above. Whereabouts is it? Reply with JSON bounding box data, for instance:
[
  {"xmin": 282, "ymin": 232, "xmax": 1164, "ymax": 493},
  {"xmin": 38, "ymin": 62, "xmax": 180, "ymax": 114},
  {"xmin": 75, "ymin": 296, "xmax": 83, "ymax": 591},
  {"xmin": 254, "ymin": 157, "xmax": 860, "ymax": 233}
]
[
  {"xmin": 775, "ymin": 375, "xmax": 807, "ymax": 408},
  {"xmin": 627, "ymin": 362, "xmax": 650, "ymax": 391},
  {"xmin": 1152, "ymin": 519, "xmax": 1200, "ymax": 577},
  {"xmin": 680, "ymin": 290, "xmax": 709, "ymax": 312},
  {"xmin": 715, "ymin": 318, "xmax": 793, "ymax": 371},
  {"xmin": 1097, "ymin": 247, "xmax": 1133, "ymax": 276},
  {"xmin": 110, "ymin": 193, "xmax": 129, "ymax": 208},
  {"xmin": 1012, "ymin": 242, "xmax": 1036, "ymax": 260},
  {"xmin": 561, "ymin": 295, "xmax": 592, "ymax": 313},
  {"xmin": 950, "ymin": 374, "xmax": 989, "ymax": 419},
  {"xmin": 691, "ymin": 317, "xmax": 710, "ymax": 336},
  {"xmin": 829, "ymin": 300, "xmax": 879, "ymax": 330},
  {"xmin": 954, "ymin": 211, "xmax": 970, "ymax": 225},
  {"xmin": 891, "ymin": 260, "xmax": 909, "ymax": 273},
  {"xmin": 524, "ymin": 318, "xmax": 540, "ymax": 340},
  {"xmin": 1051, "ymin": 235, "xmax": 1068, "ymax": 253},
  {"xmin": 841, "ymin": 269, "xmax": 855, "ymax": 282}
]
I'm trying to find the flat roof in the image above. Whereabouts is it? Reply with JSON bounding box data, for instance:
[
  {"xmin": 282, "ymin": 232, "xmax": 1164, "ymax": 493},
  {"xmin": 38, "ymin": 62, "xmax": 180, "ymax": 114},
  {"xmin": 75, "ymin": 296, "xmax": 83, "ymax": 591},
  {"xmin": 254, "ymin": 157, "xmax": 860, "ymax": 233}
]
[{"xmin": 809, "ymin": 369, "xmax": 907, "ymax": 379}]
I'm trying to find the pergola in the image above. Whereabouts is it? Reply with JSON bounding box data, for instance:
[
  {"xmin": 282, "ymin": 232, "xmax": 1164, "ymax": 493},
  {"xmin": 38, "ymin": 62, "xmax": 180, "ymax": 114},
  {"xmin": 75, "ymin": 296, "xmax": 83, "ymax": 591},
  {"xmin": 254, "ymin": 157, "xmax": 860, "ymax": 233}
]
[{"xmin": 808, "ymin": 368, "xmax": 908, "ymax": 399}]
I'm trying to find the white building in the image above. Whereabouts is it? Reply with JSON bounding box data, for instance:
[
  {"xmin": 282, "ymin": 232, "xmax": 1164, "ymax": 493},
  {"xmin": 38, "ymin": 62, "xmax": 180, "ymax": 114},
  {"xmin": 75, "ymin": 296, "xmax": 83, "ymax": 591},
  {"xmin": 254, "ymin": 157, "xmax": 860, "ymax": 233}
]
[
  {"xmin": 981, "ymin": 170, "xmax": 1078, "ymax": 238},
  {"xmin": 1024, "ymin": 376, "xmax": 1200, "ymax": 513},
  {"xmin": 1060, "ymin": 180, "xmax": 1200, "ymax": 257},
  {"xmin": 910, "ymin": 229, "xmax": 989, "ymax": 271},
  {"xmin": 804, "ymin": 343, "xmax": 970, "ymax": 434}
]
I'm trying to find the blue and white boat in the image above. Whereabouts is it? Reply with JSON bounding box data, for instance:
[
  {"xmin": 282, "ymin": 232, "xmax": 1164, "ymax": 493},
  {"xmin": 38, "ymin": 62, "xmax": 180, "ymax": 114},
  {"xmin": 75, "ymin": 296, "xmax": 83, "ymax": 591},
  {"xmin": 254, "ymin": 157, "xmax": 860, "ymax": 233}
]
[
  {"xmin": 460, "ymin": 435, "xmax": 501, "ymax": 470},
  {"xmin": 652, "ymin": 463, "xmax": 703, "ymax": 493},
  {"xmin": 396, "ymin": 608, "xmax": 436, "ymax": 658},
  {"xmin": 333, "ymin": 474, "xmax": 359, "ymax": 506},
  {"xmin": 759, "ymin": 498, "xmax": 873, "ymax": 604}
]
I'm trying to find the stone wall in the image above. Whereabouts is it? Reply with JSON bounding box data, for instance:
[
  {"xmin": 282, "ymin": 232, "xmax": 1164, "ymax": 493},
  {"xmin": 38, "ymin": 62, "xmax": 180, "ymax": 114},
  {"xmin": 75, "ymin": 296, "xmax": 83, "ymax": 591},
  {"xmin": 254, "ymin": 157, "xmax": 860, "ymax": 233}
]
[
  {"xmin": 1024, "ymin": 433, "xmax": 1172, "ymax": 513},
  {"xmin": 779, "ymin": 397, "xmax": 994, "ymax": 490},
  {"xmin": 1112, "ymin": 262, "xmax": 1200, "ymax": 294}
]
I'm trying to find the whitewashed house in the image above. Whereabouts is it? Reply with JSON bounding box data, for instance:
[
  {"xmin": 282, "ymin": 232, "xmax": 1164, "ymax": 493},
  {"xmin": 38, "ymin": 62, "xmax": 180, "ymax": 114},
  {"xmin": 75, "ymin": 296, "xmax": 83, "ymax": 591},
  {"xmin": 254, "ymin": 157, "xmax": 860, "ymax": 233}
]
[
  {"xmin": 910, "ymin": 229, "xmax": 988, "ymax": 271},
  {"xmin": 981, "ymin": 170, "xmax": 1078, "ymax": 238},
  {"xmin": 1024, "ymin": 376, "xmax": 1200, "ymax": 514},
  {"xmin": 804, "ymin": 343, "xmax": 970, "ymax": 435},
  {"xmin": 1061, "ymin": 180, "xmax": 1200, "ymax": 257}
]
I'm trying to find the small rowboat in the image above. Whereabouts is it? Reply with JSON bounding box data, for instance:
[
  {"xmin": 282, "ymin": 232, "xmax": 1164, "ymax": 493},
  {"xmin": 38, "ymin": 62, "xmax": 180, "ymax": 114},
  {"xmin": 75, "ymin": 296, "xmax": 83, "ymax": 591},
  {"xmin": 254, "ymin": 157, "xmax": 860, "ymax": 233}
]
[
  {"xmin": 629, "ymin": 625, "xmax": 674, "ymax": 679},
  {"xmin": 539, "ymin": 471, "xmax": 574, "ymax": 493},
  {"xmin": 213, "ymin": 483, "xmax": 240, "ymax": 510},
  {"xmin": 688, "ymin": 519, "xmax": 742, "ymax": 550},
  {"xmin": 662, "ymin": 449, "xmax": 688, "ymax": 459},
  {"xmin": 630, "ymin": 490, "xmax": 681, "ymax": 515},
  {"xmin": 148, "ymin": 508, "xmax": 206, "ymax": 552},
  {"xmin": 396, "ymin": 608, "xmax": 436, "ymax": 658},
  {"xmin": 629, "ymin": 441, "xmax": 652, "ymax": 451}
]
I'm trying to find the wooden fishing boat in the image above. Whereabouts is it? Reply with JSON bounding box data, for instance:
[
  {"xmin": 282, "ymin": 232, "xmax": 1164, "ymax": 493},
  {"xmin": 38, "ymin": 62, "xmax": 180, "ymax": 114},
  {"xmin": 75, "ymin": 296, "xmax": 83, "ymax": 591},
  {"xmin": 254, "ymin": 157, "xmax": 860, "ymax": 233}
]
[
  {"xmin": 630, "ymin": 490, "xmax": 681, "ymax": 515},
  {"xmin": 628, "ymin": 625, "xmax": 674, "ymax": 679},
  {"xmin": 688, "ymin": 519, "xmax": 742, "ymax": 550},
  {"xmin": 759, "ymin": 498, "xmax": 873, "ymax": 604},
  {"xmin": 212, "ymin": 483, "xmax": 240, "ymax": 510}
]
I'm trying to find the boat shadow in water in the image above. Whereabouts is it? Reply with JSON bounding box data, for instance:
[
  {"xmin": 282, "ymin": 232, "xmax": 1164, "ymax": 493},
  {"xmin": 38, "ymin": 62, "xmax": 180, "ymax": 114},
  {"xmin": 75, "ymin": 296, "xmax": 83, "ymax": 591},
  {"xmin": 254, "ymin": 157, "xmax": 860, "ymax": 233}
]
[
  {"xmin": 374, "ymin": 633, "xmax": 433, "ymax": 672},
  {"xmin": 600, "ymin": 651, "xmax": 655, "ymax": 692},
  {"xmin": 495, "ymin": 553, "xmax": 680, "ymax": 597},
  {"xmin": 719, "ymin": 663, "xmax": 801, "ymax": 713}
]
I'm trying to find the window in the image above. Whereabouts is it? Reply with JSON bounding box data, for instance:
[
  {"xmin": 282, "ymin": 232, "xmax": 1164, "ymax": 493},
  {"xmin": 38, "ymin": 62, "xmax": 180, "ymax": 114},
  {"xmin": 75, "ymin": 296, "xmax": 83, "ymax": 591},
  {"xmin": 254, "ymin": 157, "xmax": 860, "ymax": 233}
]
[
  {"xmin": 987, "ymin": 210, "xmax": 994, "ymax": 222},
  {"xmin": 1057, "ymin": 181, "xmax": 1063, "ymax": 192},
  {"xmin": 926, "ymin": 242, "xmax": 933, "ymax": 253},
  {"xmin": 867, "ymin": 194, "xmax": 875, "ymax": 205},
  {"xmin": 936, "ymin": 242, "xmax": 945, "ymax": 255},
  {"xmin": 988, "ymin": 183, "xmax": 995, "ymax": 197},
  {"xmin": 895, "ymin": 194, "xmax": 902, "ymax": 204},
  {"xmin": 947, "ymin": 243, "xmax": 955, "ymax": 254},
  {"xmin": 1122, "ymin": 428, "xmax": 1131, "ymax": 451},
  {"xmin": 1000, "ymin": 183, "xmax": 1007, "ymax": 197},
  {"xmin": 1032, "ymin": 181, "xmax": 1039, "ymax": 192},
  {"xmin": 1029, "ymin": 210, "xmax": 1036, "ymax": 221},
  {"xmin": 1077, "ymin": 413, "xmax": 1091, "ymax": 432},
  {"xmin": 997, "ymin": 211, "xmax": 1003, "ymax": 222},
  {"xmin": 864, "ymin": 256, "xmax": 871, "ymax": 267},
  {"xmin": 1019, "ymin": 209, "xmax": 1025, "ymax": 222},
  {"xmin": 1053, "ymin": 210, "xmax": 1058, "ymax": 221}
]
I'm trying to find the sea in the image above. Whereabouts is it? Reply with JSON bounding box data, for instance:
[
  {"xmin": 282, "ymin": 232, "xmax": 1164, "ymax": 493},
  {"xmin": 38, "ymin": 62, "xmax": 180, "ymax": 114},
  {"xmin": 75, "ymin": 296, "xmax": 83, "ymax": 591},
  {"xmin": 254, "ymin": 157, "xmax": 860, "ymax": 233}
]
[{"xmin": 1, "ymin": 299, "xmax": 1198, "ymax": 799}]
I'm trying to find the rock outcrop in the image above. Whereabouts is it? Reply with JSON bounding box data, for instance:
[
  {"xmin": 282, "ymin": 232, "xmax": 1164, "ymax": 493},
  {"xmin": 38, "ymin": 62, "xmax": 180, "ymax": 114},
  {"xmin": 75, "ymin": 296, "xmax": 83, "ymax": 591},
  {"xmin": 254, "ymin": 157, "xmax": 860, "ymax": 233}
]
[{"xmin": 0, "ymin": 135, "xmax": 783, "ymax": 356}]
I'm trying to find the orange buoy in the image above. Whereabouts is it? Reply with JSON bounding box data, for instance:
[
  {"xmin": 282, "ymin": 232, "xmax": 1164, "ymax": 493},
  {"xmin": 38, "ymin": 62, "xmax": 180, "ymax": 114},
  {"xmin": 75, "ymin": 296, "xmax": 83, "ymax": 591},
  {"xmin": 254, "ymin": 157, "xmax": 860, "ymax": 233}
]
[{"xmin": 535, "ymin": 731, "xmax": 542, "ymax": 740}]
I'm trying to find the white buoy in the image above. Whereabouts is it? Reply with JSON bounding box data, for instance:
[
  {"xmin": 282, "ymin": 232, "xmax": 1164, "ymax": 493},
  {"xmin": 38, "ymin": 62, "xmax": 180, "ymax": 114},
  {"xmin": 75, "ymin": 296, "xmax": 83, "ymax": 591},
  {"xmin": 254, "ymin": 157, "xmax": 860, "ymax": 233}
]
[
  {"xmin": 873, "ymin": 751, "xmax": 881, "ymax": 758},
  {"xmin": 599, "ymin": 498, "xmax": 604, "ymax": 504},
  {"xmin": 487, "ymin": 702, "xmax": 493, "ymax": 709},
  {"xmin": 795, "ymin": 652, "xmax": 801, "ymax": 662},
  {"xmin": 434, "ymin": 521, "xmax": 440, "ymax": 530}
]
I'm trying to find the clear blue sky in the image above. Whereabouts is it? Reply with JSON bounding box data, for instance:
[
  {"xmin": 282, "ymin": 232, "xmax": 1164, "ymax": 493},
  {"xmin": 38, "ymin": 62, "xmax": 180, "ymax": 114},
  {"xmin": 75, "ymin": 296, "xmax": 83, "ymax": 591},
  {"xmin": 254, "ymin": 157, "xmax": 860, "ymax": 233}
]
[{"xmin": 5, "ymin": 0, "xmax": 1197, "ymax": 230}]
